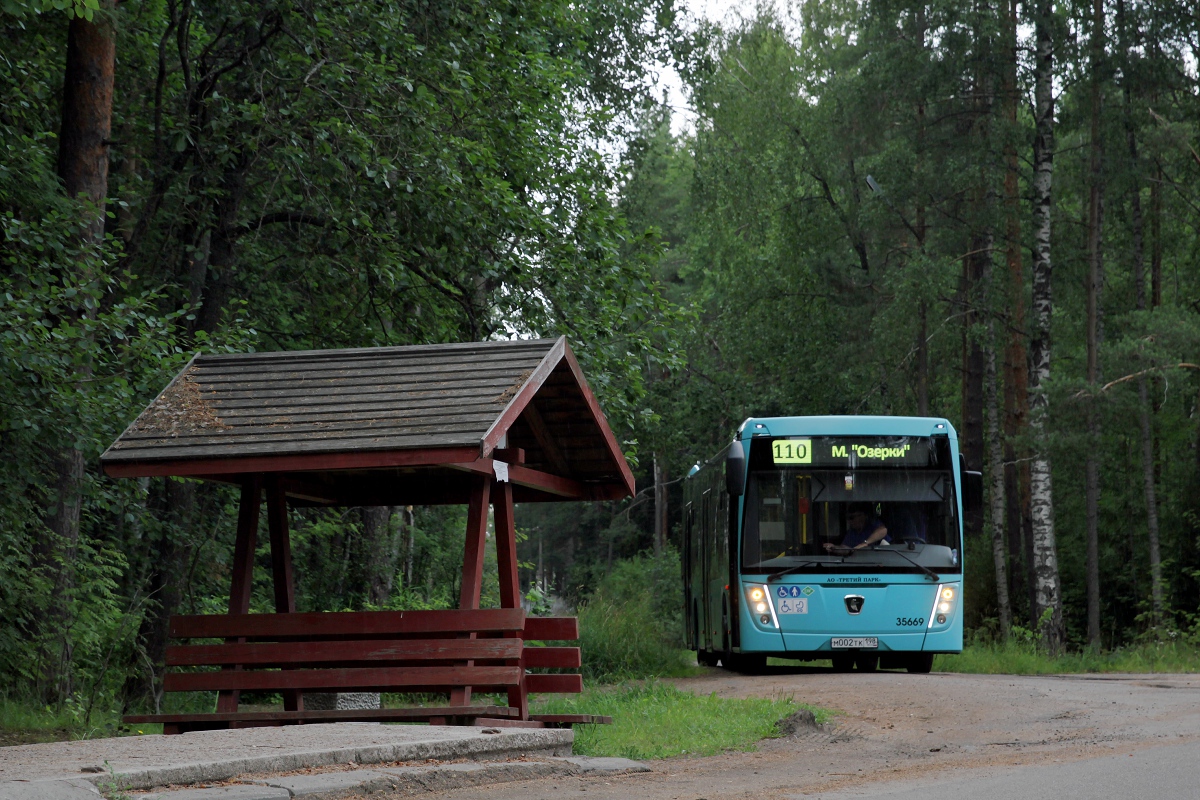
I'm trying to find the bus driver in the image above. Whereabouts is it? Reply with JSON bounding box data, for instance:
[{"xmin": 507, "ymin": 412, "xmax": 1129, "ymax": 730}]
[{"xmin": 824, "ymin": 502, "xmax": 890, "ymax": 553}]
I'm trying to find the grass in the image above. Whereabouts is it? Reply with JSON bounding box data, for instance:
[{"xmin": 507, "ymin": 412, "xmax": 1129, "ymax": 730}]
[
  {"xmin": 0, "ymin": 698, "xmax": 133, "ymax": 745},
  {"xmin": 935, "ymin": 638, "xmax": 1200, "ymax": 674},
  {"xmin": 532, "ymin": 680, "xmax": 819, "ymax": 760}
]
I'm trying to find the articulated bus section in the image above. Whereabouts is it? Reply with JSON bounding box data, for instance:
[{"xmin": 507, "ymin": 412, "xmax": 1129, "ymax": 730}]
[{"xmin": 684, "ymin": 415, "xmax": 979, "ymax": 673}]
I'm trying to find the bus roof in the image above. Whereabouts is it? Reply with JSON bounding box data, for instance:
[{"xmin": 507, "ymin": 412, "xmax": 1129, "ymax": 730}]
[{"xmin": 736, "ymin": 415, "xmax": 957, "ymax": 440}]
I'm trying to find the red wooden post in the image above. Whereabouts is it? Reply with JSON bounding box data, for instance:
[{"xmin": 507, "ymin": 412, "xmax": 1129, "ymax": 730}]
[
  {"xmin": 266, "ymin": 477, "xmax": 302, "ymax": 712},
  {"xmin": 491, "ymin": 448, "xmax": 525, "ymax": 611},
  {"xmin": 490, "ymin": 449, "xmax": 528, "ymax": 719},
  {"xmin": 450, "ymin": 476, "xmax": 491, "ymax": 707},
  {"xmin": 492, "ymin": 477, "xmax": 526, "ymax": 719},
  {"xmin": 457, "ymin": 476, "xmax": 492, "ymax": 611},
  {"xmin": 218, "ymin": 476, "xmax": 261, "ymax": 714},
  {"xmin": 493, "ymin": 482, "xmax": 520, "ymax": 609}
]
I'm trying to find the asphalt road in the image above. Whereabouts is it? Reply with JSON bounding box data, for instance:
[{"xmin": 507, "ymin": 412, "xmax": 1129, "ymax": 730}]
[
  {"xmin": 800, "ymin": 741, "xmax": 1200, "ymax": 799},
  {"xmin": 414, "ymin": 669, "xmax": 1200, "ymax": 800}
]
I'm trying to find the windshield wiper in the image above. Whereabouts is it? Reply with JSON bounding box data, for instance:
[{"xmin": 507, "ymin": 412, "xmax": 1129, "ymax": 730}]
[
  {"xmin": 863, "ymin": 545, "xmax": 940, "ymax": 581},
  {"xmin": 766, "ymin": 561, "xmax": 826, "ymax": 583}
]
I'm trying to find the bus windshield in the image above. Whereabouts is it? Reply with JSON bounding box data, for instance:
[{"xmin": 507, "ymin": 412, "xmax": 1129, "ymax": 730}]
[{"xmin": 741, "ymin": 437, "xmax": 960, "ymax": 574}]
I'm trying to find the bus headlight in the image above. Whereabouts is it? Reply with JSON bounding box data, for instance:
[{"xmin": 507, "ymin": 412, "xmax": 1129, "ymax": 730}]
[
  {"xmin": 928, "ymin": 583, "xmax": 959, "ymax": 627},
  {"xmin": 745, "ymin": 584, "xmax": 779, "ymax": 629}
]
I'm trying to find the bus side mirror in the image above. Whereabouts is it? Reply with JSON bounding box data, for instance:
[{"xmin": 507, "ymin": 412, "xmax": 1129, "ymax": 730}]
[
  {"xmin": 964, "ymin": 470, "xmax": 983, "ymax": 518},
  {"xmin": 726, "ymin": 440, "xmax": 746, "ymax": 497}
]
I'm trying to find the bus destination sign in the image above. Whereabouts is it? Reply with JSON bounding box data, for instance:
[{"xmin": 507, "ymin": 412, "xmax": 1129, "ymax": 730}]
[{"xmin": 771, "ymin": 437, "xmax": 929, "ymax": 468}]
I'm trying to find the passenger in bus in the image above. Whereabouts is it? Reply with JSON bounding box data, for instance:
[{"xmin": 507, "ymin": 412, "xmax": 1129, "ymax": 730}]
[{"xmin": 824, "ymin": 502, "xmax": 891, "ymax": 552}]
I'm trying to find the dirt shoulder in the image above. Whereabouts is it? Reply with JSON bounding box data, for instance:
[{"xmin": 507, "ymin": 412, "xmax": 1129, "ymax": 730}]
[{"xmin": 418, "ymin": 669, "xmax": 1200, "ymax": 800}]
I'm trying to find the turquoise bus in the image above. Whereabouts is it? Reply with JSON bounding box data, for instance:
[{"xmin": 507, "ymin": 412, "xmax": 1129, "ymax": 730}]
[{"xmin": 683, "ymin": 416, "xmax": 981, "ymax": 673}]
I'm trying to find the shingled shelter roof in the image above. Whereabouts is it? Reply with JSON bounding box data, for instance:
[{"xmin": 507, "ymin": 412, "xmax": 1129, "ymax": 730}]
[{"xmin": 101, "ymin": 337, "xmax": 634, "ymax": 504}]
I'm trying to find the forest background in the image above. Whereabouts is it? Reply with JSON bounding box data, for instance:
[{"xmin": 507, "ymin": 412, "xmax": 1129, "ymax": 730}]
[{"xmin": 2, "ymin": 0, "xmax": 1199, "ymax": 724}]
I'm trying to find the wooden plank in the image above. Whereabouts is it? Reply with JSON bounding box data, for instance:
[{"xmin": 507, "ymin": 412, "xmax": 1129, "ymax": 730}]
[
  {"xmin": 523, "ymin": 674, "xmax": 583, "ymax": 694},
  {"xmin": 522, "ymin": 647, "xmax": 581, "ymax": 669},
  {"xmin": 163, "ymin": 665, "xmax": 523, "ymax": 693},
  {"xmin": 458, "ymin": 477, "xmax": 491, "ymax": 611},
  {"xmin": 212, "ymin": 400, "xmax": 505, "ymax": 425},
  {"xmin": 506, "ymin": 464, "xmax": 586, "ymax": 499},
  {"xmin": 470, "ymin": 718, "xmax": 545, "ymax": 728},
  {"xmin": 170, "ymin": 608, "xmax": 526, "ymax": 639},
  {"xmin": 522, "ymin": 617, "xmax": 579, "ymax": 641},
  {"xmin": 194, "ymin": 382, "xmax": 520, "ymax": 410},
  {"xmin": 228, "ymin": 479, "xmax": 261, "ymax": 615},
  {"xmin": 102, "ymin": 446, "xmax": 482, "ymax": 479},
  {"xmin": 218, "ymin": 476, "xmax": 262, "ymax": 713},
  {"xmin": 480, "ymin": 337, "xmax": 565, "ymax": 458},
  {"xmin": 124, "ymin": 706, "xmax": 520, "ymax": 724},
  {"xmin": 195, "ymin": 369, "xmax": 528, "ymax": 395},
  {"xmin": 521, "ymin": 401, "xmax": 570, "ymax": 475},
  {"xmin": 266, "ymin": 479, "xmax": 296, "ymax": 615},
  {"xmin": 197, "ymin": 356, "xmax": 549, "ymax": 387},
  {"xmin": 552, "ymin": 343, "xmax": 634, "ymax": 497},
  {"xmin": 493, "ymin": 482, "xmax": 520, "ymax": 609},
  {"xmin": 181, "ymin": 376, "xmax": 525, "ymax": 407},
  {"xmin": 167, "ymin": 638, "xmax": 523, "ymax": 667},
  {"xmin": 115, "ymin": 415, "xmax": 500, "ymax": 446},
  {"xmin": 194, "ymin": 345, "xmax": 551, "ymax": 374},
  {"xmin": 530, "ymin": 714, "xmax": 613, "ymax": 725}
]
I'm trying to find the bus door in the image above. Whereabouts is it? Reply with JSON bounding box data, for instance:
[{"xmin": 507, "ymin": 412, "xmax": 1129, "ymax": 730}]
[
  {"xmin": 702, "ymin": 488, "xmax": 716, "ymax": 651},
  {"xmin": 683, "ymin": 502, "xmax": 695, "ymax": 648}
]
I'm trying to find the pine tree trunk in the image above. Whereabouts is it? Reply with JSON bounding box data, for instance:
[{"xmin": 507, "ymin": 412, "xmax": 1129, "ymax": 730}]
[
  {"xmin": 1118, "ymin": 0, "xmax": 1165, "ymax": 627},
  {"xmin": 985, "ymin": 280, "xmax": 1011, "ymax": 637},
  {"xmin": 1083, "ymin": 0, "xmax": 1106, "ymax": 648},
  {"xmin": 37, "ymin": 6, "xmax": 116, "ymax": 705},
  {"xmin": 362, "ymin": 506, "xmax": 395, "ymax": 607},
  {"xmin": 402, "ymin": 506, "xmax": 415, "ymax": 590},
  {"xmin": 654, "ymin": 454, "xmax": 667, "ymax": 557},
  {"xmin": 1001, "ymin": 0, "xmax": 1030, "ymax": 627},
  {"xmin": 1029, "ymin": 0, "xmax": 1064, "ymax": 654}
]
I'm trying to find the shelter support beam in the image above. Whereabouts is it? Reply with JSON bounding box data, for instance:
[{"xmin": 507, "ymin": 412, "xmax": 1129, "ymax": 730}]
[
  {"xmin": 218, "ymin": 476, "xmax": 262, "ymax": 714},
  {"xmin": 266, "ymin": 477, "xmax": 302, "ymax": 712},
  {"xmin": 451, "ymin": 477, "xmax": 492, "ymax": 706},
  {"xmin": 491, "ymin": 476, "xmax": 526, "ymax": 719}
]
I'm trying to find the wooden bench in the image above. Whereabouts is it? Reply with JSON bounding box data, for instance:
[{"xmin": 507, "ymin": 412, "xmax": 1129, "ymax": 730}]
[{"xmin": 125, "ymin": 609, "xmax": 607, "ymax": 733}]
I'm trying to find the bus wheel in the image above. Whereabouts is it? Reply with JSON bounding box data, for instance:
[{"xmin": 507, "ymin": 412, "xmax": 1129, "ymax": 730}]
[
  {"xmin": 854, "ymin": 654, "xmax": 879, "ymax": 672},
  {"xmin": 907, "ymin": 653, "xmax": 934, "ymax": 674},
  {"xmin": 831, "ymin": 654, "xmax": 854, "ymax": 672},
  {"xmin": 698, "ymin": 649, "xmax": 719, "ymax": 667}
]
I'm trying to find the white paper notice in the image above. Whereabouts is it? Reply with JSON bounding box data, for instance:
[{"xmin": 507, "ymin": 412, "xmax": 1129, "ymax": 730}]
[{"xmin": 494, "ymin": 461, "xmax": 509, "ymax": 482}]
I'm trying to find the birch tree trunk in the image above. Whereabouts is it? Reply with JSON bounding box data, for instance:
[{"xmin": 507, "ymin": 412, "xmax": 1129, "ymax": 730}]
[
  {"xmin": 1084, "ymin": 0, "xmax": 1106, "ymax": 648},
  {"xmin": 1028, "ymin": 0, "xmax": 1064, "ymax": 654}
]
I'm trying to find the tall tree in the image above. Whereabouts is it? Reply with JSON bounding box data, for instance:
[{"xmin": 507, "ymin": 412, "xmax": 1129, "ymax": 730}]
[
  {"xmin": 1028, "ymin": 0, "xmax": 1064, "ymax": 653},
  {"xmin": 36, "ymin": 0, "xmax": 116, "ymax": 702},
  {"xmin": 999, "ymin": 0, "xmax": 1025, "ymax": 637},
  {"xmin": 1083, "ymin": 0, "xmax": 1106, "ymax": 648}
]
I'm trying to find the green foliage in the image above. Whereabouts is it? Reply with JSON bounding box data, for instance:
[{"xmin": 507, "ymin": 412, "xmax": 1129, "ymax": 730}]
[
  {"xmin": 575, "ymin": 548, "xmax": 689, "ymax": 682},
  {"xmin": 532, "ymin": 681, "xmax": 806, "ymax": 759},
  {"xmin": 0, "ymin": 0, "xmax": 686, "ymax": 710}
]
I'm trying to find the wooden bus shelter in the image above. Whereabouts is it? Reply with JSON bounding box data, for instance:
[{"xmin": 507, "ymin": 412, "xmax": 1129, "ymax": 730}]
[{"xmin": 101, "ymin": 337, "xmax": 633, "ymax": 733}]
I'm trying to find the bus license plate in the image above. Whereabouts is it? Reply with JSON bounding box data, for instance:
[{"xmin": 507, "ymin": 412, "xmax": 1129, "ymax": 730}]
[{"xmin": 831, "ymin": 637, "xmax": 878, "ymax": 649}]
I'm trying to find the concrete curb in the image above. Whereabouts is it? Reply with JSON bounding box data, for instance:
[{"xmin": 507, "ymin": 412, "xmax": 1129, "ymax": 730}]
[
  {"xmin": 0, "ymin": 778, "xmax": 103, "ymax": 799},
  {"xmin": 62, "ymin": 729, "xmax": 572, "ymax": 793},
  {"xmin": 139, "ymin": 756, "xmax": 650, "ymax": 799}
]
